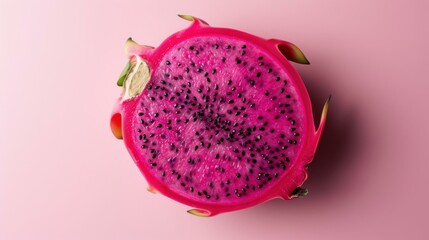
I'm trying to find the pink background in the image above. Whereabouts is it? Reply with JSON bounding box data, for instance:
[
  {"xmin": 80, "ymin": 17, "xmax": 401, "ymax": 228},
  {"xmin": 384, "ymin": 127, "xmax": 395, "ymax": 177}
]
[{"xmin": 1, "ymin": 0, "xmax": 428, "ymax": 239}]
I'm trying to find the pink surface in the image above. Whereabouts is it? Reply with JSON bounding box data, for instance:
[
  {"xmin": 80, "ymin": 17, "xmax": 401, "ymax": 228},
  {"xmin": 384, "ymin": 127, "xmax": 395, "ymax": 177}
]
[{"xmin": 0, "ymin": 0, "xmax": 428, "ymax": 239}]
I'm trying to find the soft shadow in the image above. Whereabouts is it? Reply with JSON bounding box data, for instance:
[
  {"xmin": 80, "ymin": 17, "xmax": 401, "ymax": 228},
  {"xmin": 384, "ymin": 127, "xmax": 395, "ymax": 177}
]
[{"xmin": 303, "ymin": 70, "xmax": 359, "ymax": 198}]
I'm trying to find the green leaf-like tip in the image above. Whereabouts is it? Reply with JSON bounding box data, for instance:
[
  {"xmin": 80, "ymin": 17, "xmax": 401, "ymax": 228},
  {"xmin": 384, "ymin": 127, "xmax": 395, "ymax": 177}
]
[
  {"xmin": 277, "ymin": 41, "xmax": 310, "ymax": 65},
  {"xmin": 117, "ymin": 61, "xmax": 131, "ymax": 86},
  {"xmin": 322, "ymin": 95, "xmax": 331, "ymax": 120},
  {"xmin": 124, "ymin": 37, "xmax": 139, "ymax": 56},
  {"xmin": 125, "ymin": 37, "xmax": 138, "ymax": 48},
  {"xmin": 187, "ymin": 209, "xmax": 210, "ymax": 217},
  {"xmin": 178, "ymin": 14, "xmax": 195, "ymax": 21},
  {"xmin": 177, "ymin": 14, "xmax": 209, "ymax": 25}
]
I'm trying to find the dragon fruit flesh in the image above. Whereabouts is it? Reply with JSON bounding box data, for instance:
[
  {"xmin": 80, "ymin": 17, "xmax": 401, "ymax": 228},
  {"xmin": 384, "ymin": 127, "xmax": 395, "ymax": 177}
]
[{"xmin": 111, "ymin": 15, "xmax": 329, "ymax": 216}]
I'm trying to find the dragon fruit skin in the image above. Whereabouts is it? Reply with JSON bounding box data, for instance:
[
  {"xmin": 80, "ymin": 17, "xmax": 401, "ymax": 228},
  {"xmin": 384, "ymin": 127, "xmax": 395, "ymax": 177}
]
[{"xmin": 110, "ymin": 15, "xmax": 329, "ymax": 216}]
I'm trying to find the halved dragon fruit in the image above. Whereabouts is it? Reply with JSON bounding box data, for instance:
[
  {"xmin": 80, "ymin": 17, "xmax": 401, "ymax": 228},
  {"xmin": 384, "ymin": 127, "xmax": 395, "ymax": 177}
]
[{"xmin": 111, "ymin": 15, "xmax": 329, "ymax": 216}]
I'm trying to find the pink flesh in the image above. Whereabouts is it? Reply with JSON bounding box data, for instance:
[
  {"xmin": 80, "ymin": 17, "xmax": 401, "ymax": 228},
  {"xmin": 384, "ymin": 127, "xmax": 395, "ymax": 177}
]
[{"xmin": 130, "ymin": 36, "xmax": 306, "ymax": 204}]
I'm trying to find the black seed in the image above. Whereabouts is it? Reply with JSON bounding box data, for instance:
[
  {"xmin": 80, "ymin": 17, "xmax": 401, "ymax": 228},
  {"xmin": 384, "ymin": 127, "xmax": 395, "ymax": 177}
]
[
  {"xmin": 228, "ymin": 100, "xmax": 234, "ymax": 104},
  {"xmin": 206, "ymin": 78, "xmax": 211, "ymax": 83},
  {"xmin": 250, "ymin": 80, "xmax": 255, "ymax": 86},
  {"xmin": 227, "ymin": 80, "xmax": 232, "ymax": 85},
  {"xmin": 190, "ymin": 187, "xmax": 194, "ymax": 192},
  {"xmin": 268, "ymin": 68, "xmax": 272, "ymax": 73},
  {"xmin": 157, "ymin": 124, "xmax": 162, "ymax": 128},
  {"xmin": 194, "ymin": 50, "xmax": 199, "ymax": 55},
  {"xmin": 177, "ymin": 174, "xmax": 181, "ymax": 180},
  {"xmin": 212, "ymin": 69, "xmax": 217, "ymax": 74},
  {"xmin": 166, "ymin": 60, "xmax": 171, "ymax": 65},
  {"xmin": 222, "ymin": 57, "xmax": 226, "ymax": 62},
  {"xmin": 258, "ymin": 56, "xmax": 263, "ymax": 60},
  {"xmin": 259, "ymin": 62, "xmax": 264, "ymax": 66},
  {"xmin": 256, "ymin": 72, "xmax": 261, "ymax": 78},
  {"xmin": 236, "ymin": 58, "xmax": 242, "ymax": 64},
  {"xmin": 189, "ymin": 46, "xmax": 194, "ymax": 50},
  {"xmin": 214, "ymin": 44, "xmax": 219, "ymax": 49},
  {"xmin": 215, "ymin": 153, "xmax": 220, "ymax": 159},
  {"xmin": 226, "ymin": 45, "xmax": 231, "ymax": 49},
  {"xmin": 241, "ymin": 45, "xmax": 246, "ymax": 49},
  {"xmin": 236, "ymin": 173, "xmax": 241, "ymax": 178}
]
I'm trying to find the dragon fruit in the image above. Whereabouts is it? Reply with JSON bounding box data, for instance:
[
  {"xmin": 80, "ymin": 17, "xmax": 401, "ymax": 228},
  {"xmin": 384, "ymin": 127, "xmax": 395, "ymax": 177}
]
[{"xmin": 110, "ymin": 15, "xmax": 329, "ymax": 216}]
